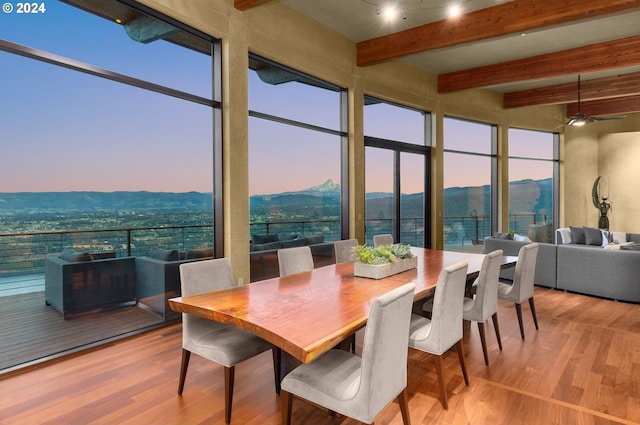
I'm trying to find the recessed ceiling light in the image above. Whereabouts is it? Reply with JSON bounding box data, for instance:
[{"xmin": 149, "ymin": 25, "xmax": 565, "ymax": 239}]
[
  {"xmin": 448, "ymin": 4, "xmax": 461, "ymax": 18},
  {"xmin": 379, "ymin": 4, "xmax": 400, "ymax": 21}
]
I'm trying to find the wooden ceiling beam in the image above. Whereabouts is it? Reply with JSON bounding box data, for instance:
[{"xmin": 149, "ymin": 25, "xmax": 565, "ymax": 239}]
[
  {"xmin": 567, "ymin": 95, "xmax": 640, "ymax": 117},
  {"xmin": 357, "ymin": 0, "xmax": 640, "ymax": 67},
  {"xmin": 504, "ymin": 72, "xmax": 640, "ymax": 108},
  {"xmin": 234, "ymin": 0, "xmax": 273, "ymax": 11},
  {"xmin": 438, "ymin": 35, "xmax": 640, "ymax": 93}
]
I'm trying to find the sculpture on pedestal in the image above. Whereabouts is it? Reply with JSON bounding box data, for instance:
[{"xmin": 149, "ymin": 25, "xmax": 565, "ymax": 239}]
[{"xmin": 592, "ymin": 176, "xmax": 611, "ymax": 230}]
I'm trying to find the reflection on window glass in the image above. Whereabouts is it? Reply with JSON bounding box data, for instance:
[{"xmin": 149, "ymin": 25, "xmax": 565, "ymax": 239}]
[
  {"xmin": 365, "ymin": 147, "xmax": 395, "ymax": 245},
  {"xmin": 249, "ymin": 59, "xmax": 341, "ymax": 130},
  {"xmin": 444, "ymin": 117, "xmax": 495, "ymax": 250},
  {"xmin": 508, "ymin": 129, "xmax": 556, "ymax": 243},
  {"xmin": 401, "ymin": 153, "xmax": 425, "ymax": 247},
  {"xmin": 248, "ymin": 57, "xmax": 343, "ymax": 281},
  {"xmin": 0, "ymin": 0, "xmax": 212, "ymax": 98},
  {"xmin": 364, "ymin": 100, "xmax": 425, "ymax": 145}
]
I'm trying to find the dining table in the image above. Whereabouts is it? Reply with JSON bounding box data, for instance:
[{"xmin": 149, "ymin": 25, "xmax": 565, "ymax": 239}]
[{"xmin": 168, "ymin": 247, "xmax": 517, "ymax": 365}]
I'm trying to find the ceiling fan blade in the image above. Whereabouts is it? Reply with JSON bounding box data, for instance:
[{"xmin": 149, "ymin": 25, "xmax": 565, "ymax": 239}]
[{"xmin": 591, "ymin": 115, "xmax": 627, "ymax": 121}]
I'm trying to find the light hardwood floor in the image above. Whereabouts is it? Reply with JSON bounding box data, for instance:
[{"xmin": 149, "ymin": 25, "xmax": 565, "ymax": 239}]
[{"xmin": 2, "ymin": 287, "xmax": 640, "ymax": 425}]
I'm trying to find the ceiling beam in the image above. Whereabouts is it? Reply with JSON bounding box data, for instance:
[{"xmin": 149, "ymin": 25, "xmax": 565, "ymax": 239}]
[
  {"xmin": 504, "ymin": 72, "xmax": 640, "ymax": 108},
  {"xmin": 438, "ymin": 35, "xmax": 640, "ymax": 93},
  {"xmin": 234, "ymin": 0, "xmax": 273, "ymax": 11},
  {"xmin": 356, "ymin": 0, "xmax": 640, "ymax": 67},
  {"xmin": 567, "ymin": 95, "xmax": 640, "ymax": 117}
]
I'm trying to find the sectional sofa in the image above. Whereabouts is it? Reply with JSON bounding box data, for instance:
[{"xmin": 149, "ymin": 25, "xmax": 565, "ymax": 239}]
[{"xmin": 483, "ymin": 228, "xmax": 640, "ymax": 302}]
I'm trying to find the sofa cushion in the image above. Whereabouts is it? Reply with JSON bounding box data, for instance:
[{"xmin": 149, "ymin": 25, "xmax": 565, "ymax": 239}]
[
  {"xmin": 281, "ymin": 238, "xmax": 307, "ymax": 248},
  {"xmin": 252, "ymin": 241, "xmax": 282, "ymax": 251},
  {"xmin": 583, "ymin": 227, "xmax": 602, "ymax": 246},
  {"xmin": 150, "ymin": 247, "xmax": 180, "ymax": 261},
  {"xmin": 279, "ymin": 233, "xmax": 299, "ymax": 241},
  {"xmin": 252, "ymin": 234, "xmax": 279, "ymax": 244},
  {"xmin": 185, "ymin": 248, "xmax": 214, "ymax": 259},
  {"xmin": 627, "ymin": 233, "xmax": 640, "ymax": 244},
  {"xmin": 304, "ymin": 235, "xmax": 325, "ymax": 245},
  {"xmin": 569, "ymin": 226, "xmax": 585, "ymax": 244},
  {"xmin": 59, "ymin": 248, "xmax": 93, "ymax": 262}
]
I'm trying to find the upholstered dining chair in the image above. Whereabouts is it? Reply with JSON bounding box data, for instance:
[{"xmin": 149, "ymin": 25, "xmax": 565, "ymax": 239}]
[
  {"xmin": 498, "ymin": 243, "xmax": 539, "ymax": 340},
  {"xmin": 463, "ymin": 249, "xmax": 504, "ymax": 365},
  {"xmin": 333, "ymin": 238, "xmax": 358, "ymax": 263},
  {"xmin": 278, "ymin": 246, "xmax": 314, "ymax": 277},
  {"xmin": 409, "ymin": 261, "xmax": 469, "ymax": 410},
  {"xmin": 178, "ymin": 258, "xmax": 280, "ymax": 424},
  {"xmin": 373, "ymin": 233, "xmax": 393, "ymax": 247},
  {"xmin": 281, "ymin": 282, "xmax": 415, "ymax": 425}
]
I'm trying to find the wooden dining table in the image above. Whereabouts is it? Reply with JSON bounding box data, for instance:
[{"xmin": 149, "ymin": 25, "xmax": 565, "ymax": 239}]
[{"xmin": 168, "ymin": 247, "xmax": 517, "ymax": 364}]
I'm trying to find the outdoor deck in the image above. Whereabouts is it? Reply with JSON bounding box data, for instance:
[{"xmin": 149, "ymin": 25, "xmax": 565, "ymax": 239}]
[{"xmin": 0, "ymin": 274, "xmax": 165, "ymax": 372}]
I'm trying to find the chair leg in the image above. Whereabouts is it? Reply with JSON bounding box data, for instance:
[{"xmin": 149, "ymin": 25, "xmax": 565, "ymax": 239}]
[
  {"xmin": 272, "ymin": 347, "xmax": 281, "ymax": 394},
  {"xmin": 455, "ymin": 340, "xmax": 469, "ymax": 386},
  {"xmin": 281, "ymin": 390, "xmax": 293, "ymax": 425},
  {"xmin": 433, "ymin": 354, "xmax": 448, "ymax": 410},
  {"xmin": 477, "ymin": 321, "xmax": 489, "ymax": 365},
  {"xmin": 397, "ymin": 387, "xmax": 412, "ymax": 425},
  {"xmin": 514, "ymin": 303, "xmax": 525, "ymax": 340},
  {"xmin": 491, "ymin": 312, "xmax": 503, "ymax": 351},
  {"xmin": 529, "ymin": 297, "xmax": 539, "ymax": 330},
  {"xmin": 178, "ymin": 349, "xmax": 190, "ymax": 395},
  {"xmin": 224, "ymin": 366, "xmax": 235, "ymax": 424}
]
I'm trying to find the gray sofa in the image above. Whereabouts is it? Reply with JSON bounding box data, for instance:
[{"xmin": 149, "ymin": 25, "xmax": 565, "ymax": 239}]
[
  {"xmin": 45, "ymin": 249, "xmax": 136, "ymax": 318},
  {"xmin": 483, "ymin": 228, "xmax": 640, "ymax": 302},
  {"xmin": 135, "ymin": 247, "xmax": 213, "ymax": 320}
]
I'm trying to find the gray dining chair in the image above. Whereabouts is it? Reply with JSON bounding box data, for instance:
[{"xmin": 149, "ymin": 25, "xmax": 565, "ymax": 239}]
[
  {"xmin": 463, "ymin": 249, "xmax": 503, "ymax": 365},
  {"xmin": 281, "ymin": 282, "xmax": 415, "ymax": 425},
  {"xmin": 278, "ymin": 246, "xmax": 314, "ymax": 277},
  {"xmin": 178, "ymin": 258, "xmax": 280, "ymax": 424},
  {"xmin": 409, "ymin": 261, "xmax": 469, "ymax": 410},
  {"xmin": 498, "ymin": 243, "xmax": 539, "ymax": 340},
  {"xmin": 373, "ymin": 234, "xmax": 393, "ymax": 247},
  {"xmin": 333, "ymin": 238, "xmax": 358, "ymax": 263}
]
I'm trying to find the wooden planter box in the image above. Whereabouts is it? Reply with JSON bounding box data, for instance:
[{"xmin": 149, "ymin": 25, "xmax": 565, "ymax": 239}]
[{"xmin": 354, "ymin": 255, "xmax": 418, "ymax": 279}]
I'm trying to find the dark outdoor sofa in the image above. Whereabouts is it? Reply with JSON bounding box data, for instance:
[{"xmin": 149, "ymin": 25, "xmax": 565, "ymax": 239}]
[
  {"xmin": 135, "ymin": 247, "xmax": 213, "ymax": 320},
  {"xmin": 45, "ymin": 248, "xmax": 136, "ymax": 319},
  {"xmin": 250, "ymin": 234, "xmax": 335, "ymax": 282}
]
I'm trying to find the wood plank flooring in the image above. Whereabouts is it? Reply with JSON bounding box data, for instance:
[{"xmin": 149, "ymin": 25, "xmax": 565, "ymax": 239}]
[
  {"xmin": 2, "ymin": 287, "xmax": 640, "ymax": 424},
  {"xmin": 0, "ymin": 291, "xmax": 163, "ymax": 371}
]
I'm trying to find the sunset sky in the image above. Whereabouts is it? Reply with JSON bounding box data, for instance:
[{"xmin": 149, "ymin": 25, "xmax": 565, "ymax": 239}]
[{"xmin": 1, "ymin": 1, "xmax": 553, "ymax": 195}]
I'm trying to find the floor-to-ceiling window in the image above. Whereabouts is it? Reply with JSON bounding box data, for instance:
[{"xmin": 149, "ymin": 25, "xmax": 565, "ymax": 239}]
[
  {"xmin": 0, "ymin": 0, "xmax": 219, "ymax": 371},
  {"xmin": 248, "ymin": 55, "xmax": 347, "ymax": 281},
  {"xmin": 508, "ymin": 128, "xmax": 559, "ymax": 242},
  {"xmin": 443, "ymin": 117, "xmax": 497, "ymax": 251},
  {"xmin": 364, "ymin": 96, "xmax": 431, "ymax": 247}
]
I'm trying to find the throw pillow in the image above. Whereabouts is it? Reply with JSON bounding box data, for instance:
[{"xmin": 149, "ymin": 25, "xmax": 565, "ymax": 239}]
[
  {"xmin": 251, "ymin": 241, "xmax": 282, "ymax": 251},
  {"xmin": 59, "ymin": 248, "xmax": 93, "ymax": 262},
  {"xmin": 627, "ymin": 233, "xmax": 640, "ymax": 244},
  {"xmin": 494, "ymin": 232, "xmax": 513, "ymax": 240},
  {"xmin": 513, "ymin": 234, "xmax": 532, "ymax": 242},
  {"xmin": 185, "ymin": 248, "xmax": 214, "ymax": 259},
  {"xmin": 281, "ymin": 238, "xmax": 306, "ymax": 248},
  {"xmin": 569, "ymin": 226, "xmax": 585, "ymax": 244},
  {"xmin": 251, "ymin": 234, "xmax": 279, "ymax": 244},
  {"xmin": 150, "ymin": 247, "xmax": 180, "ymax": 261},
  {"xmin": 304, "ymin": 235, "xmax": 325, "ymax": 245},
  {"xmin": 583, "ymin": 227, "xmax": 602, "ymax": 246}
]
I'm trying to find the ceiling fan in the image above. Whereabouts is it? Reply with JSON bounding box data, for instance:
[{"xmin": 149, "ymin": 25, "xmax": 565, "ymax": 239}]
[{"xmin": 560, "ymin": 75, "xmax": 626, "ymax": 128}]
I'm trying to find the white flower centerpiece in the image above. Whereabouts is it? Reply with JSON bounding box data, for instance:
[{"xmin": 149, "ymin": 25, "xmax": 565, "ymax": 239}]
[{"xmin": 352, "ymin": 243, "xmax": 417, "ymax": 279}]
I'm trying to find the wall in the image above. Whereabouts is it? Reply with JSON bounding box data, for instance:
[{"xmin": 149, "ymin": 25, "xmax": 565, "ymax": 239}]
[{"xmin": 138, "ymin": 0, "xmax": 630, "ymax": 282}]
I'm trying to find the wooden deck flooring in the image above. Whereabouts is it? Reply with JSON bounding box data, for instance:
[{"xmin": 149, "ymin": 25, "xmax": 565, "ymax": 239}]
[
  {"xmin": 0, "ymin": 291, "xmax": 163, "ymax": 371},
  {"xmin": 2, "ymin": 287, "xmax": 640, "ymax": 424}
]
